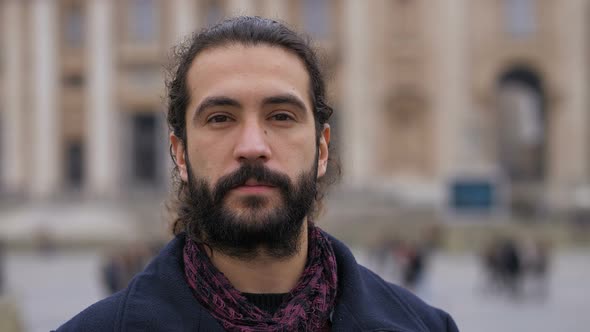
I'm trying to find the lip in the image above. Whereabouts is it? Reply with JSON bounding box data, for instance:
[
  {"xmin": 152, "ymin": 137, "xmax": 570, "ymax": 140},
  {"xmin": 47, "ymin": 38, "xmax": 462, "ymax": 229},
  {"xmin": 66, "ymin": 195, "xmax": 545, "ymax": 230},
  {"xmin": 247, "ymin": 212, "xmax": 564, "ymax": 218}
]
[
  {"xmin": 244, "ymin": 179, "xmax": 268, "ymax": 186},
  {"xmin": 233, "ymin": 181, "xmax": 275, "ymax": 194}
]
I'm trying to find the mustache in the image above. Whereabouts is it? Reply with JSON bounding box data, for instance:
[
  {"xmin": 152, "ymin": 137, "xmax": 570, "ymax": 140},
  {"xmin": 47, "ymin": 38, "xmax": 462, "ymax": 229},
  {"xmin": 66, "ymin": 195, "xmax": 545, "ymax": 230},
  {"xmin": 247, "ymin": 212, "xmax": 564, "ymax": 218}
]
[{"xmin": 213, "ymin": 163, "xmax": 293, "ymax": 203}]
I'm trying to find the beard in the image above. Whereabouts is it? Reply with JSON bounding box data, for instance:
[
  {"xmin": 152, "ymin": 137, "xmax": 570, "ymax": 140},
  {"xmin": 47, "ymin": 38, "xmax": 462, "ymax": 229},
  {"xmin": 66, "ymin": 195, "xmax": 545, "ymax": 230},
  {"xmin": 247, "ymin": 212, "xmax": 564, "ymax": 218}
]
[{"xmin": 182, "ymin": 158, "xmax": 318, "ymax": 260}]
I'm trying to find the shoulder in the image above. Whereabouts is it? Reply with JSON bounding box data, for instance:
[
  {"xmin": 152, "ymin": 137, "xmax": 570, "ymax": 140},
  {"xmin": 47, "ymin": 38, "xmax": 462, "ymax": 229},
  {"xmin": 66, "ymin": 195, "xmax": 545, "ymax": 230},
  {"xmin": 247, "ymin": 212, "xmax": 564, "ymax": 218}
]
[
  {"xmin": 53, "ymin": 290, "xmax": 127, "ymax": 332},
  {"xmin": 53, "ymin": 234, "xmax": 198, "ymax": 331},
  {"xmin": 358, "ymin": 266, "xmax": 459, "ymax": 331},
  {"xmin": 326, "ymin": 232, "xmax": 459, "ymax": 331}
]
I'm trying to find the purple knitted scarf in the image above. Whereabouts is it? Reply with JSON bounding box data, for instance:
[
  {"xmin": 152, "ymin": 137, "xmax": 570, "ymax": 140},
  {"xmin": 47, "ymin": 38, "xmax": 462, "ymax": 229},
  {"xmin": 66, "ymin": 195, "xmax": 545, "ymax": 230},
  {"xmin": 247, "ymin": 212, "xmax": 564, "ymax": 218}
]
[{"xmin": 183, "ymin": 225, "xmax": 338, "ymax": 332}]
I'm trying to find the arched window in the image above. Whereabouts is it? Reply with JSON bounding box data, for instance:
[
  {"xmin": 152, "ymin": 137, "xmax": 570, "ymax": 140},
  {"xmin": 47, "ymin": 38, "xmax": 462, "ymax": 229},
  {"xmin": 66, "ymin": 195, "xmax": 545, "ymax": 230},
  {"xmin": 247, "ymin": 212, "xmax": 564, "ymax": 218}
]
[{"xmin": 497, "ymin": 68, "xmax": 545, "ymax": 181}]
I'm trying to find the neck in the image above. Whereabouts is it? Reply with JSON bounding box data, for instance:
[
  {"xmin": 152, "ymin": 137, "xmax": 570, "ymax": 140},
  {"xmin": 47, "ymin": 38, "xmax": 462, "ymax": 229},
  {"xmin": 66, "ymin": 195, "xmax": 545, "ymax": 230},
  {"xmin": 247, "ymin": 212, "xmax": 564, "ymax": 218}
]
[{"xmin": 207, "ymin": 221, "xmax": 309, "ymax": 294}]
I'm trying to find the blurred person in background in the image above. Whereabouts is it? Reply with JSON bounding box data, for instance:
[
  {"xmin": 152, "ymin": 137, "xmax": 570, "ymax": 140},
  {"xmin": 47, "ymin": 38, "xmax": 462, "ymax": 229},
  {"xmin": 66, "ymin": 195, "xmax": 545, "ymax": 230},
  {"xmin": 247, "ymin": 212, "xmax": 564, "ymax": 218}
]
[
  {"xmin": 55, "ymin": 17, "xmax": 458, "ymax": 331},
  {"xmin": 401, "ymin": 240, "xmax": 425, "ymax": 292},
  {"xmin": 395, "ymin": 227, "xmax": 439, "ymax": 297},
  {"xmin": 101, "ymin": 251, "xmax": 125, "ymax": 295},
  {"xmin": 480, "ymin": 237, "xmax": 503, "ymax": 294},
  {"xmin": 480, "ymin": 235, "xmax": 524, "ymax": 299},
  {"xmin": 496, "ymin": 237, "xmax": 522, "ymax": 298}
]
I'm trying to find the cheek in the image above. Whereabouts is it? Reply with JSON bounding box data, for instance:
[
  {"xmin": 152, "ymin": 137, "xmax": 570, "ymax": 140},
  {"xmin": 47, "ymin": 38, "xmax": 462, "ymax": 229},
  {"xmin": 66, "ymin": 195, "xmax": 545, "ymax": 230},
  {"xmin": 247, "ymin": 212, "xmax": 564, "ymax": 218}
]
[
  {"xmin": 190, "ymin": 153, "xmax": 221, "ymax": 182},
  {"xmin": 275, "ymin": 132, "xmax": 317, "ymax": 174},
  {"xmin": 186, "ymin": 137, "xmax": 230, "ymax": 181}
]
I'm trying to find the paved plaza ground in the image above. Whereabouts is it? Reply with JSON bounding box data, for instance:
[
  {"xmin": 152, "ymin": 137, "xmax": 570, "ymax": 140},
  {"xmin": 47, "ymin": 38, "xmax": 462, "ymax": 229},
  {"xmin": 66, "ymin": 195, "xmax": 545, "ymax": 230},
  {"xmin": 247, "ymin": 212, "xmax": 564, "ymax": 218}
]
[{"xmin": 1, "ymin": 247, "xmax": 589, "ymax": 332}]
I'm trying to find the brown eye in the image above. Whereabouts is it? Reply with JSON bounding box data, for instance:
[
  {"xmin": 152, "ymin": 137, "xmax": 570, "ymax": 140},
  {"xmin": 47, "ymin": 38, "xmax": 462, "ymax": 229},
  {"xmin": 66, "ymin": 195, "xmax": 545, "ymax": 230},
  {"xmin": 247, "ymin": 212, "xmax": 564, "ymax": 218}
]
[
  {"xmin": 208, "ymin": 114, "xmax": 231, "ymax": 123},
  {"xmin": 271, "ymin": 113, "xmax": 294, "ymax": 121}
]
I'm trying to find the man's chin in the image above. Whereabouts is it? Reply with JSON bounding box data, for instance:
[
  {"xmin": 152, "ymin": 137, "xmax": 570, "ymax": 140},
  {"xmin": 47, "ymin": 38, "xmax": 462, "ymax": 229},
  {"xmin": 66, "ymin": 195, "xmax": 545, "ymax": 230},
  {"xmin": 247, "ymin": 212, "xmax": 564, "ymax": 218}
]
[
  {"xmin": 223, "ymin": 194, "xmax": 285, "ymax": 211},
  {"xmin": 224, "ymin": 195, "xmax": 283, "ymax": 213},
  {"xmin": 225, "ymin": 207, "xmax": 284, "ymax": 226},
  {"xmin": 203, "ymin": 206, "xmax": 306, "ymax": 259}
]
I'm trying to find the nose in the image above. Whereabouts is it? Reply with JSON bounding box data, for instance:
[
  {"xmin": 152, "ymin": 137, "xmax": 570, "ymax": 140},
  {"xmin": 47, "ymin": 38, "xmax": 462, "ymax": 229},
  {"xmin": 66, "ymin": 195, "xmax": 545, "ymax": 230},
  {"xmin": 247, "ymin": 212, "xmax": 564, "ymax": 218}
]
[{"xmin": 232, "ymin": 119, "xmax": 271, "ymax": 163}]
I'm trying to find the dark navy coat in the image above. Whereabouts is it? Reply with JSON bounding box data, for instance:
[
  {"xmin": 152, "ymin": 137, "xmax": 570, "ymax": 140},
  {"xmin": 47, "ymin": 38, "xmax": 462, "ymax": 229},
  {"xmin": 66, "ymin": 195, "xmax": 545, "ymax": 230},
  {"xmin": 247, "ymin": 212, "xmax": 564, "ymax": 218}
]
[{"xmin": 55, "ymin": 233, "xmax": 459, "ymax": 331}]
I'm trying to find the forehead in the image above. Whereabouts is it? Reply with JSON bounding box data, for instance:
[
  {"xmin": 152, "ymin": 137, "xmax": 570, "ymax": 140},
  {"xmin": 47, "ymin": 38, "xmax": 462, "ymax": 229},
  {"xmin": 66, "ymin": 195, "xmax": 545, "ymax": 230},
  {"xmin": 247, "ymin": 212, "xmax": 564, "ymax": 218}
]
[{"xmin": 186, "ymin": 44, "xmax": 312, "ymax": 109}]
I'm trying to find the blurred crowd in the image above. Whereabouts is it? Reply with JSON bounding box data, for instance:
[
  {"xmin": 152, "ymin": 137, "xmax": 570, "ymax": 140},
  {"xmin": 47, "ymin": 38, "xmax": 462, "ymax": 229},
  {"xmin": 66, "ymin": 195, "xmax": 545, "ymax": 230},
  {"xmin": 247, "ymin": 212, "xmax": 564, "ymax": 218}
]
[
  {"xmin": 369, "ymin": 226, "xmax": 442, "ymax": 296},
  {"xmin": 480, "ymin": 236, "xmax": 551, "ymax": 300},
  {"xmin": 368, "ymin": 227, "xmax": 553, "ymax": 303}
]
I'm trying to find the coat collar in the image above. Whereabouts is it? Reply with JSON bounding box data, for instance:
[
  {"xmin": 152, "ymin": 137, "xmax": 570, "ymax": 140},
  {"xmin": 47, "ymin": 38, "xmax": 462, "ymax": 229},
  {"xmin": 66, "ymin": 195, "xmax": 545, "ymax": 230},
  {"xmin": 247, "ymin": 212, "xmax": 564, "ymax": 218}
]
[{"xmin": 123, "ymin": 232, "xmax": 431, "ymax": 332}]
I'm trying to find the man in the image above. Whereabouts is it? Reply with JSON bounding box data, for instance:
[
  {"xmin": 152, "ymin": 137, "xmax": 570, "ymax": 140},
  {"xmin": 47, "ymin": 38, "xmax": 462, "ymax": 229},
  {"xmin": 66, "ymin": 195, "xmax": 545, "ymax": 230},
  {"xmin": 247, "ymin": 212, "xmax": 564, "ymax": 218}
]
[{"xmin": 56, "ymin": 16, "xmax": 459, "ymax": 331}]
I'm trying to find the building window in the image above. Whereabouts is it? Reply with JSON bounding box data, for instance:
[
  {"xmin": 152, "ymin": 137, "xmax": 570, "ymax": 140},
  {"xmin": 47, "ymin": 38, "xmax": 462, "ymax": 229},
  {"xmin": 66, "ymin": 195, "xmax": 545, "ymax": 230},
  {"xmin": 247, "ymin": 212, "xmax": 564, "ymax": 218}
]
[
  {"xmin": 64, "ymin": 3, "xmax": 84, "ymax": 47},
  {"xmin": 498, "ymin": 81, "xmax": 544, "ymax": 180},
  {"xmin": 63, "ymin": 73, "xmax": 85, "ymax": 88},
  {"xmin": 497, "ymin": 67, "xmax": 546, "ymax": 182},
  {"xmin": 132, "ymin": 113, "xmax": 159, "ymax": 185},
  {"xmin": 128, "ymin": 0, "xmax": 158, "ymax": 42},
  {"xmin": 65, "ymin": 141, "xmax": 84, "ymax": 188},
  {"xmin": 504, "ymin": 0, "xmax": 536, "ymax": 38},
  {"xmin": 302, "ymin": 0, "xmax": 330, "ymax": 39}
]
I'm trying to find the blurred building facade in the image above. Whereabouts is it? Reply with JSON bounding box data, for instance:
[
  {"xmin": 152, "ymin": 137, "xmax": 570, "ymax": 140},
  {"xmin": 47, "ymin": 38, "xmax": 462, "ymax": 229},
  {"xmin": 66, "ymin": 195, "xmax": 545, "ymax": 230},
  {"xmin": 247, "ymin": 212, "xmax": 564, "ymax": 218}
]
[{"xmin": 1, "ymin": 0, "xmax": 590, "ymax": 223}]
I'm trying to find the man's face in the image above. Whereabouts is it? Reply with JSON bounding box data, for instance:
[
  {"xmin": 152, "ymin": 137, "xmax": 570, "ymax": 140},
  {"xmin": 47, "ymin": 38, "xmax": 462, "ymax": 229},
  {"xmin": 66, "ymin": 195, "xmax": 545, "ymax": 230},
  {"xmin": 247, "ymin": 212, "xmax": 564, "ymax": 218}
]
[{"xmin": 171, "ymin": 44, "xmax": 330, "ymax": 257}]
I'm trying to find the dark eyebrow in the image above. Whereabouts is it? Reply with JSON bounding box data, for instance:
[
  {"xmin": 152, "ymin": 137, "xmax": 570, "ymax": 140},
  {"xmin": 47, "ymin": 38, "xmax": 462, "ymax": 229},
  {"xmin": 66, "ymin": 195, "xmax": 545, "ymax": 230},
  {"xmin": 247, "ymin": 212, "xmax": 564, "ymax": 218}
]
[
  {"xmin": 193, "ymin": 96, "xmax": 241, "ymax": 123},
  {"xmin": 262, "ymin": 94, "xmax": 308, "ymax": 113}
]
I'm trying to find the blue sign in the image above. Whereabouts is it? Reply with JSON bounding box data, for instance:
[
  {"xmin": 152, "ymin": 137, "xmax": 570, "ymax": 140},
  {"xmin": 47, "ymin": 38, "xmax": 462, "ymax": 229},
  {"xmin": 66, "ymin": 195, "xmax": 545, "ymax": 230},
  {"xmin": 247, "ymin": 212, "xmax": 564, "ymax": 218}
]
[{"xmin": 450, "ymin": 180, "xmax": 497, "ymax": 212}]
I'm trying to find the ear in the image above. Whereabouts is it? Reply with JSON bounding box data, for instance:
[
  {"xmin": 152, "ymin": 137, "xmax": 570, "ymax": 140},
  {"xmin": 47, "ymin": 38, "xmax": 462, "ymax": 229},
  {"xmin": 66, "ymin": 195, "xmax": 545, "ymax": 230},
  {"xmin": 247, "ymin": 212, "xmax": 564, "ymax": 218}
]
[
  {"xmin": 170, "ymin": 133, "xmax": 188, "ymax": 182},
  {"xmin": 317, "ymin": 124, "xmax": 330, "ymax": 178}
]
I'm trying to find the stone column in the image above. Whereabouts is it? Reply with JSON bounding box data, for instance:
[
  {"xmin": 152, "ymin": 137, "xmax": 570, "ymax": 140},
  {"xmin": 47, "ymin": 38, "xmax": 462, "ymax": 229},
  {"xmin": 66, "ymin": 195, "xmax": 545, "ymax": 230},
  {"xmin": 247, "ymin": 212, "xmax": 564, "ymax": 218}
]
[
  {"xmin": 431, "ymin": 0, "xmax": 469, "ymax": 179},
  {"xmin": 87, "ymin": 0, "xmax": 117, "ymax": 197},
  {"xmin": 1, "ymin": 0, "xmax": 25, "ymax": 194},
  {"xmin": 226, "ymin": 0, "xmax": 256, "ymax": 16},
  {"xmin": 562, "ymin": 0, "xmax": 588, "ymax": 180},
  {"xmin": 172, "ymin": 0, "xmax": 199, "ymax": 42},
  {"xmin": 341, "ymin": 0, "xmax": 374, "ymax": 185},
  {"xmin": 31, "ymin": 0, "xmax": 60, "ymax": 197},
  {"xmin": 549, "ymin": 0, "xmax": 589, "ymax": 208}
]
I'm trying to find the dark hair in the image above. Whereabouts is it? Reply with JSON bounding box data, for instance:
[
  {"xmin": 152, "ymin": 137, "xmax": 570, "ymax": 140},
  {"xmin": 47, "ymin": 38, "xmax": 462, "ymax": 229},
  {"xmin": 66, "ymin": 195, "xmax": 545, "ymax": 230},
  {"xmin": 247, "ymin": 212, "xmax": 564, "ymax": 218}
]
[{"xmin": 166, "ymin": 16, "xmax": 339, "ymax": 235}]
